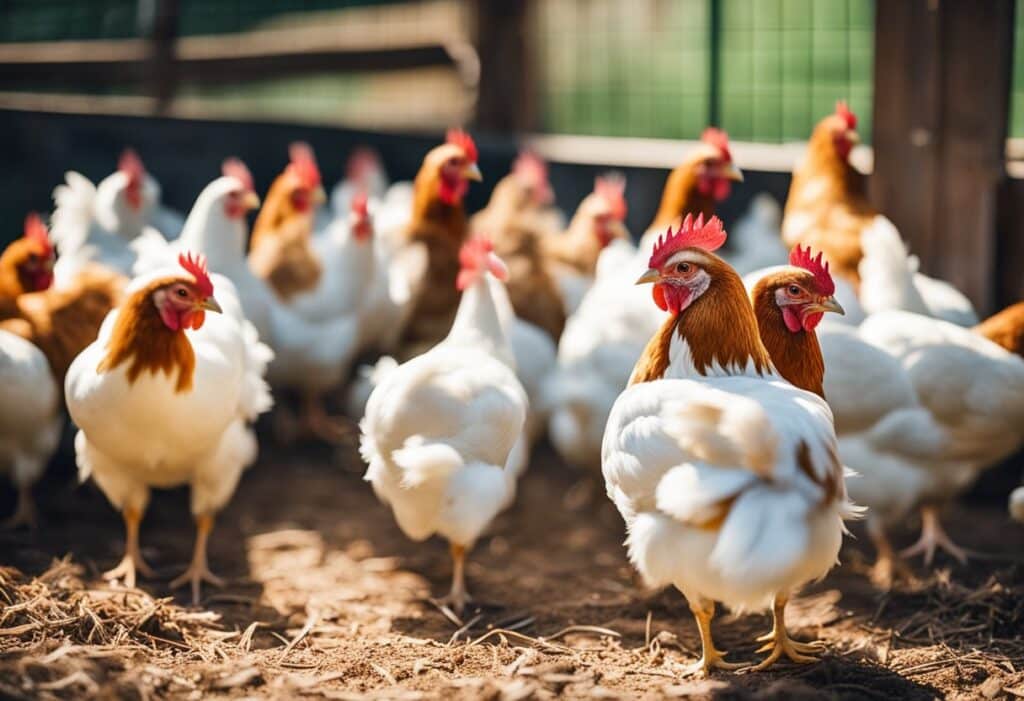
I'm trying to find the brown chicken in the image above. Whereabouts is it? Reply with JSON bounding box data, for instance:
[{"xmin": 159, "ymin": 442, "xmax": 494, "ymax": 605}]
[
  {"xmin": 647, "ymin": 128, "xmax": 744, "ymax": 234},
  {"xmin": 974, "ymin": 301, "xmax": 1024, "ymax": 358},
  {"xmin": 0, "ymin": 214, "xmax": 124, "ymax": 383},
  {"xmin": 397, "ymin": 129, "xmax": 483, "ymax": 358},
  {"xmin": 248, "ymin": 142, "xmax": 327, "ymax": 301},
  {"xmin": 469, "ymin": 151, "xmax": 565, "ymax": 340},
  {"xmin": 782, "ymin": 101, "xmax": 872, "ymax": 286}
]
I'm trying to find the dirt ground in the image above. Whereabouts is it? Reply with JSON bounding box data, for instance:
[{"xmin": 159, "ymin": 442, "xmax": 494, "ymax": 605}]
[{"xmin": 3, "ymin": 435, "xmax": 1024, "ymax": 700}]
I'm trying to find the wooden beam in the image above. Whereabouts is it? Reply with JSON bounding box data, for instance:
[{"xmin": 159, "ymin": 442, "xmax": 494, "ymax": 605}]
[
  {"xmin": 473, "ymin": 0, "xmax": 533, "ymax": 131},
  {"xmin": 870, "ymin": 0, "xmax": 1014, "ymax": 313}
]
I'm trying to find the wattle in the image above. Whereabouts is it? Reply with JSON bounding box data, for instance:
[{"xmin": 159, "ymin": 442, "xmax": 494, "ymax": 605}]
[
  {"xmin": 782, "ymin": 306, "xmax": 803, "ymax": 333},
  {"xmin": 439, "ymin": 176, "xmax": 468, "ymax": 206},
  {"xmin": 802, "ymin": 311, "xmax": 824, "ymax": 331}
]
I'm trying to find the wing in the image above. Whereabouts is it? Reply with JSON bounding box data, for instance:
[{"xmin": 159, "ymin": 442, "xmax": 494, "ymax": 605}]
[{"xmin": 50, "ymin": 171, "xmax": 97, "ymax": 255}]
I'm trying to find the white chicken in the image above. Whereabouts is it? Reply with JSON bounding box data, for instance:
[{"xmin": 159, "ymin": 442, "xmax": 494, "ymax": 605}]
[
  {"xmin": 50, "ymin": 149, "xmax": 179, "ymax": 282},
  {"xmin": 360, "ymin": 236, "xmax": 527, "ymax": 613},
  {"xmin": 0, "ymin": 329, "xmax": 63, "ymax": 528},
  {"xmin": 603, "ymin": 215, "xmax": 857, "ymax": 674},
  {"xmin": 720, "ymin": 193, "xmax": 789, "ymax": 276},
  {"xmin": 66, "ymin": 253, "xmax": 272, "ymax": 603},
  {"xmin": 133, "ymin": 159, "xmax": 362, "ymax": 442}
]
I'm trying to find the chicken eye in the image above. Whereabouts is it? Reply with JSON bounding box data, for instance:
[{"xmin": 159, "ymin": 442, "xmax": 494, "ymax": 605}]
[
  {"xmin": 176, "ymin": 288, "xmax": 188, "ymax": 298},
  {"xmin": 788, "ymin": 285, "xmax": 802, "ymax": 296},
  {"xmin": 676, "ymin": 262, "xmax": 691, "ymax": 274}
]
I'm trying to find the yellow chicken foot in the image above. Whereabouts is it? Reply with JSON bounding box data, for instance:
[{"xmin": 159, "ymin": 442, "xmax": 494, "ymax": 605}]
[
  {"xmin": 679, "ymin": 595, "xmax": 744, "ymax": 676},
  {"xmin": 867, "ymin": 518, "xmax": 905, "ymax": 589},
  {"xmin": 436, "ymin": 543, "xmax": 473, "ymax": 615},
  {"xmin": 104, "ymin": 506, "xmax": 155, "ymax": 589},
  {"xmin": 900, "ymin": 505, "xmax": 968, "ymax": 566},
  {"xmin": 171, "ymin": 513, "xmax": 225, "ymax": 605},
  {"xmin": 747, "ymin": 593, "xmax": 825, "ymax": 671},
  {"xmin": 301, "ymin": 392, "xmax": 353, "ymax": 445},
  {"xmin": 1, "ymin": 486, "xmax": 37, "ymax": 530}
]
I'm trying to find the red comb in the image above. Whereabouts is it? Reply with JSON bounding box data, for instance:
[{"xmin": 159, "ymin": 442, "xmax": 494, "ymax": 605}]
[
  {"xmin": 222, "ymin": 158, "xmax": 254, "ymax": 193},
  {"xmin": 346, "ymin": 147, "xmax": 381, "ymax": 181},
  {"xmin": 446, "ymin": 128, "xmax": 478, "ymax": 163},
  {"xmin": 513, "ymin": 151, "xmax": 547, "ymax": 185},
  {"xmin": 648, "ymin": 213, "xmax": 727, "ymax": 269},
  {"xmin": 24, "ymin": 213, "xmax": 53, "ymax": 256},
  {"xmin": 789, "ymin": 244, "xmax": 835, "ymax": 296},
  {"xmin": 835, "ymin": 100, "xmax": 857, "ymax": 130},
  {"xmin": 178, "ymin": 252, "xmax": 214, "ymax": 298},
  {"xmin": 456, "ymin": 234, "xmax": 507, "ymax": 290},
  {"xmin": 288, "ymin": 142, "xmax": 321, "ymax": 189},
  {"xmin": 594, "ymin": 173, "xmax": 627, "ymax": 221},
  {"xmin": 701, "ymin": 127, "xmax": 732, "ymax": 162},
  {"xmin": 118, "ymin": 148, "xmax": 145, "ymax": 183},
  {"xmin": 350, "ymin": 190, "xmax": 369, "ymax": 217}
]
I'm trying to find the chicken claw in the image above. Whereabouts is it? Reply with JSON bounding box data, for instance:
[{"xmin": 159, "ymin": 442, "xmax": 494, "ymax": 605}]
[
  {"xmin": 437, "ymin": 543, "xmax": 473, "ymax": 616},
  {"xmin": 104, "ymin": 506, "xmax": 155, "ymax": 588},
  {"xmin": 680, "ymin": 596, "xmax": 744, "ymax": 676},
  {"xmin": 171, "ymin": 513, "xmax": 224, "ymax": 605},
  {"xmin": 1, "ymin": 487, "xmax": 37, "ymax": 530},
  {"xmin": 745, "ymin": 593, "xmax": 825, "ymax": 672},
  {"xmin": 900, "ymin": 505, "xmax": 968, "ymax": 566}
]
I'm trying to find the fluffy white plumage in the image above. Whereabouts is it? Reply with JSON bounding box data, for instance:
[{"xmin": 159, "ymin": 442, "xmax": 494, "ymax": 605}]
[
  {"xmin": 0, "ymin": 330, "xmax": 63, "ymax": 525},
  {"xmin": 720, "ymin": 194, "xmax": 789, "ymax": 276},
  {"xmin": 360, "ymin": 255, "xmax": 527, "ymax": 566}
]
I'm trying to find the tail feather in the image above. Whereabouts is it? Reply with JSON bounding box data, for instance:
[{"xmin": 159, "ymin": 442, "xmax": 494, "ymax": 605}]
[
  {"xmin": 858, "ymin": 216, "xmax": 930, "ymax": 316},
  {"xmin": 393, "ymin": 438, "xmax": 465, "ymax": 487}
]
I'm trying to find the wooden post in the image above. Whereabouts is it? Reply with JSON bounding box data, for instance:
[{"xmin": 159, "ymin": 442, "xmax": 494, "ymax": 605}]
[
  {"xmin": 869, "ymin": 0, "xmax": 1014, "ymax": 314},
  {"xmin": 473, "ymin": 0, "xmax": 534, "ymax": 132},
  {"xmin": 148, "ymin": 0, "xmax": 179, "ymax": 115}
]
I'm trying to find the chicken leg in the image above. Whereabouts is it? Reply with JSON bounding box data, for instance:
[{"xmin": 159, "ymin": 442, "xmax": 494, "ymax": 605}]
[
  {"xmin": 900, "ymin": 505, "xmax": 968, "ymax": 566},
  {"xmin": 171, "ymin": 513, "xmax": 225, "ymax": 605},
  {"xmin": 1, "ymin": 486, "xmax": 37, "ymax": 530},
  {"xmin": 437, "ymin": 543, "xmax": 472, "ymax": 615},
  {"xmin": 104, "ymin": 506, "xmax": 155, "ymax": 589},
  {"xmin": 301, "ymin": 391, "xmax": 353, "ymax": 445},
  {"xmin": 680, "ymin": 595, "xmax": 744, "ymax": 676},
  {"xmin": 867, "ymin": 517, "xmax": 908, "ymax": 589},
  {"xmin": 747, "ymin": 592, "xmax": 826, "ymax": 671}
]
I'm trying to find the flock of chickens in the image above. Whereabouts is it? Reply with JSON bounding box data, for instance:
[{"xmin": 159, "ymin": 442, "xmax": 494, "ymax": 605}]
[{"xmin": 2, "ymin": 101, "xmax": 1023, "ymax": 676}]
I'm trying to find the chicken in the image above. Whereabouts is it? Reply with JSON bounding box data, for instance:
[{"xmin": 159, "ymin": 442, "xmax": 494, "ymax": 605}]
[
  {"xmin": 329, "ymin": 147, "xmax": 390, "ymax": 222},
  {"xmin": 546, "ymin": 131, "xmax": 742, "ymax": 470},
  {"xmin": 0, "ymin": 214, "xmax": 124, "ymax": 384},
  {"xmin": 469, "ymin": 151, "xmax": 565, "ymax": 340},
  {"xmin": 603, "ymin": 215, "xmax": 857, "ymax": 674},
  {"xmin": 543, "ymin": 174, "xmax": 630, "ymax": 315},
  {"xmin": 66, "ymin": 253, "xmax": 273, "ymax": 603},
  {"xmin": 248, "ymin": 143, "xmax": 327, "ymax": 301},
  {"xmin": 132, "ymin": 159, "xmax": 361, "ymax": 443},
  {"xmin": 751, "ymin": 256, "xmax": 1024, "ymax": 584},
  {"xmin": 974, "ymin": 301, "xmax": 1024, "ymax": 357},
  {"xmin": 720, "ymin": 193, "xmax": 788, "ymax": 277},
  {"xmin": 0, "ymin": 326, "xmax": 62, "ymax": 528},
  {"xmin": 360, "ymin": 236, "xmax": 527, "ymax": 613},
  {"xmin": 50, "ymin": 149, "xmax": 177, "ymax": 281},
  {"xmin": 396, "ymin": 129, "xmax": 483, "ymax": 358}
]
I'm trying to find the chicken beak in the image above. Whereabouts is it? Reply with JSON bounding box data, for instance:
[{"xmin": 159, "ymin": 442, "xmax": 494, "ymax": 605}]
[
  {"xmin": 243, "ymin": 191, "xmax": 261, "ymax": 210},
  {"xmin": 635, "ymin": 268, "xmax": 660, "ymax": 285},
  {"xmin": 847, "ymin": 129, "xmax": 861, "ymax": 145},
  {"xmin": 810, "ymin": 296, "xmax": 845, "ymax": 316},
  {"xmin": 198, "ymin": 296, "xmax": 223, "ymax": 314},
  {"xmin": 722, "ymin": 161, "xmax": 744, "ymax": 182},
  {"xmin": 464, "ymin": 162, "xmax": 483, "ymax": 182},
  {"xmin": 313, "ymin": 186, "xmax": 327, "ymax": 205}
]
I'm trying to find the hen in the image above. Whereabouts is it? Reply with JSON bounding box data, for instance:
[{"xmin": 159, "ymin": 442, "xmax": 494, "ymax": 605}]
[
  {"xmin": 752, "ymin": 256, "xmax": 1024, "ymax": 583},
  {"xmin": 133, "ymin": 159, "xmax": 360, "ymax": 443},
  {"xmin": 248, "ymin": 143, "xmax": 327, "ymax": 302},
  {"xmin": 360, "ymin": 236, "xmax": 527, "ymax": 613},
  {"xmin": 66, "ymin": 253, "xmax": 272, "ymax": 603},
  {"xmin": 396, "ymin": 129, "xmax": 483, "ymax": 359},
  {"xmin": 604, "ymin": 215, "xmax": 856, "ymax": 674},
  {"xmin": 547, "ymin": 130, "xmax": 742, "ymax": 470}
]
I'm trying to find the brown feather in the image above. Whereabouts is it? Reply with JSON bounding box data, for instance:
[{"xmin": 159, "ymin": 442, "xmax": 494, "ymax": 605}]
[
  {"xmin": 248, "ymin": 171, "xmax": 322, "ymax": 299},
  {"xmin": 751, "ymin": 270, "xmax": 826, "ymax": 399},
  {"xmin": 974, "ymin": 301, "xmax": 1024, "ymax": 358},
  {"xmin": 97, "ymin": 275, "xmax": 195, "ymax": 393},
  {"xmin": 648, "ymin": 152, "xmax": 720, "ymax": 233}
]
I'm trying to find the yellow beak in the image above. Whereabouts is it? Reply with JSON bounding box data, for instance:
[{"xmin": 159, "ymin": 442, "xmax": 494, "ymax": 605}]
[
  {"xmin": 464, "ymin": 162, "xmax": 483, "ymax": 182},
  {"xmin": 313, "ymin": 186, "xmax": 327, "ymax": 205},
  {"xmin": 722, "ymin": 161, "xmax": 744, "ymax": 182},
  {"xmin": 847, "ymin": 129, "xmax": 861, "ymax": 145},
  {"xmin": 808, "ymin": 296, "xmax": 845, "ymax": 316},
  {"xmin": 635, "ymin": 268, "xmax": 660, "ymax": 285},
  {"xmin": 199, "ymin": 296, "xmax": 223, "ymax": 314},
  {"xmin": 243, "ymin": 191, "xmax": 261, "ymax": 210}
]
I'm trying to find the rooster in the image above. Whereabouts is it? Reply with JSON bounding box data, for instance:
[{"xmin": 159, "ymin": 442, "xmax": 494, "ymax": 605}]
[
  {"xmin": 547, "ymin": 131, "xmax": 742, "ymax": 470},
  {"xmin": 751, "ymin": 257, "xmax": 1024, "ymax": 584},
  {"xmin": 133, "ymin": 159, "xmax": 361, "ymax": 443},
  {"xmin": 0, "ymin": 214, "xmax": 124, "ymax": 383},
  {"xmin": 543, "ymin": 174, "xmax": 630, "ymax": 314},
  {"xmin": 604, "ymin": 215, "xmax": 857, "ymax": 674},
  {"xmin": 469, "ymin": 151, "xmax": 564, "ymax": 341},
  {"xmin": 66, "ymin": 253, "xmax": 273, "ymax": 603},
  {"xmin": 396, "ymin": 129, "xmax": 483, "ymax": 358},
  {"xmin": 248, "ymin": 143, "xmax": 327, "ymax": 301},
  {"xmin": 50, "ymin": 149, "xmax": 180, "ymax": 281},
  {"xmin": 360, "ymin": 236, "xmax": 527, "ymax": 613}
]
